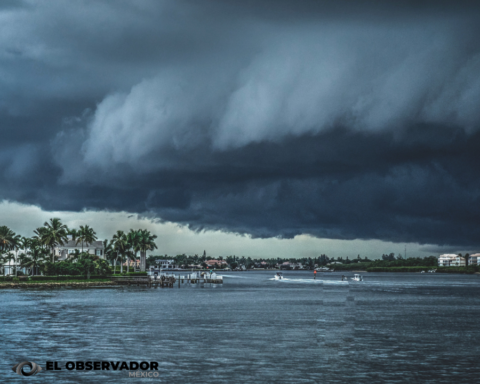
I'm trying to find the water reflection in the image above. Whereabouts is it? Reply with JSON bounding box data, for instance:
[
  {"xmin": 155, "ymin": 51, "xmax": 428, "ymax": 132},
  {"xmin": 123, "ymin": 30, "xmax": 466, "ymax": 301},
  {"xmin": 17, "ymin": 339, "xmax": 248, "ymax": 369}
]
[{"xmin": 1, "ymin": 271, "xmax": 479, "ymax": 383}]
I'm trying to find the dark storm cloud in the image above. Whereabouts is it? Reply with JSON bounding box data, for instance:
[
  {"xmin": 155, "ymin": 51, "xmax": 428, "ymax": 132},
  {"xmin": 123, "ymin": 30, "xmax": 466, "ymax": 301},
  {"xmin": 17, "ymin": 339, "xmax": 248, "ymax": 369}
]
[{"xmin": 1, "ymin": 0, "xmax": 480, "ymax": 247}]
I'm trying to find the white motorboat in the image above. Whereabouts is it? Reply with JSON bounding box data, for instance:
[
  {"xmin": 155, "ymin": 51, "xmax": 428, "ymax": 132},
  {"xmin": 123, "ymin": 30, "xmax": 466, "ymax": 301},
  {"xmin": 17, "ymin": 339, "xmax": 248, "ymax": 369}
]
[
  {"xmin": 274, "ymin": 272, "xmax": 284, "ymax": 280},
  {"xmin": 351, "ymin": 274, "xmax": 363, "ymax": 282},
  {"xmin": 428, "ymin": 269, "xmax": 437, "ymax": 273}
]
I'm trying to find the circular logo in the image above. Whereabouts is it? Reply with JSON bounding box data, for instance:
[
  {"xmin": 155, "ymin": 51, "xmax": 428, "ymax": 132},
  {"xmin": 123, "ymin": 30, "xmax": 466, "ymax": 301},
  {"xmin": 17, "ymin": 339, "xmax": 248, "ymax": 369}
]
[{"xmin": 12, "ymin": 361, "xmax": 43, "ymax": 376}]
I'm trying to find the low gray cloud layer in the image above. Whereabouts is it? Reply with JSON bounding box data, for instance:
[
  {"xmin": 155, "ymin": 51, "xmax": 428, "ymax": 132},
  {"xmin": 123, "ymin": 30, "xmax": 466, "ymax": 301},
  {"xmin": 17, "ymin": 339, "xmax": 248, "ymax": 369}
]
[{"xmin": 1, "ymin": 1, "xmax": 480, "ymax": 247}]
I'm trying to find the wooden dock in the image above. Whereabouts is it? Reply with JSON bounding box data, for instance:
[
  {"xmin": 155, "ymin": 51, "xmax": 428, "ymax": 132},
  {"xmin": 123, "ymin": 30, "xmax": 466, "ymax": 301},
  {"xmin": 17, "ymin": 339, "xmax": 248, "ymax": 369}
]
[{"xmin": 110, "ymin": 273, "xmax": 223, "ymax": 288}]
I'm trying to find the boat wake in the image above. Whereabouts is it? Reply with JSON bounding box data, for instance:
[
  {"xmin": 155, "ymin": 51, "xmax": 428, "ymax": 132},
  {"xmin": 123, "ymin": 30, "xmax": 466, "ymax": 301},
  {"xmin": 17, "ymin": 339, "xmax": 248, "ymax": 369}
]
[{"xmin": 218, "ymin": 275, "xmax": 248, "ymax": 279}]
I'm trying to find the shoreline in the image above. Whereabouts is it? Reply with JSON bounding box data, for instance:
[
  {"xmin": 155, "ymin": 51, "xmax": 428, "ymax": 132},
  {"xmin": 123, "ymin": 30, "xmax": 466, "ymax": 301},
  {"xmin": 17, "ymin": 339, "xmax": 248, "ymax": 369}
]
[
  {"xmin": 1, "ymin": 269, "xmax": 478, "ymax": 289},
  {"xmin": 0, "ymin": 280, "xmax": 118, "ymax": 289}
]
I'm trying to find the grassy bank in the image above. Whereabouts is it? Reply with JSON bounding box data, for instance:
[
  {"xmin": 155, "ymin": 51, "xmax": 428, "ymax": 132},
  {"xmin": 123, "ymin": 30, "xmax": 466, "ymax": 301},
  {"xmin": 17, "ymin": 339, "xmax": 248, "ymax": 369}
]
[
  {"xmin": 435, "ymin": 266, "xmax": 480, "ymax": 274},
  {"xmin": 0, "ymin": 278, "xmax": 112, "ymax": 283},
  {"xmin": 324, "ymin": 261, "xmax": 480, "ymax": 274},
  {"xmin": 0, "ymin": 278, "xmax": 116, "ymax": 288},
  {"xmin": 330, "ymin": 262, "xmax": 373, "ymax": 271},
  {"xmin": 367, "ymin": 266, "xmax": 433, "ymax": 272},
  {"xmin": 0, "ymin": 275, "xmax": 110, "ymax": 282},
  {"xmin": 365, "ymin": 266, "xmax": 479, "ymax": 274}
]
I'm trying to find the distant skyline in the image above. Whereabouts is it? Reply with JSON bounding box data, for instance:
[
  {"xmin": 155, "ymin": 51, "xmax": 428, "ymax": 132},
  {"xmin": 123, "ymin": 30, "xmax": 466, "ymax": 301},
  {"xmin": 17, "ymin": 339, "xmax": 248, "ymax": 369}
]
[{"xmin": 1, "ymin": 1, "xmax": 479, "ymax": 256}]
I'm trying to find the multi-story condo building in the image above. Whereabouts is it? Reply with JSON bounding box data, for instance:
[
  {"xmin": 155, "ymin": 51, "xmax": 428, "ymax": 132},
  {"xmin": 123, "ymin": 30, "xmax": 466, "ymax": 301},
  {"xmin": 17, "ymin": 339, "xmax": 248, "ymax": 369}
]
[
  {"xmin": 468, "ymin": 253, "xmax": 480, "ymax": 265},
  {"xmin": 438, "ymin": 254, "xmax": 465, "ymax": 267}
]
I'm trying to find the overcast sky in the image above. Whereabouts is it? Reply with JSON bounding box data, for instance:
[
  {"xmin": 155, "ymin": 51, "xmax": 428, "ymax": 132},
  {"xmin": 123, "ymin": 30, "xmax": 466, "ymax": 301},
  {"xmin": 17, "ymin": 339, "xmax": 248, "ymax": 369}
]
[{"xmin": 1, "ymin": 1, "xmax": 479, "ymax": 258}]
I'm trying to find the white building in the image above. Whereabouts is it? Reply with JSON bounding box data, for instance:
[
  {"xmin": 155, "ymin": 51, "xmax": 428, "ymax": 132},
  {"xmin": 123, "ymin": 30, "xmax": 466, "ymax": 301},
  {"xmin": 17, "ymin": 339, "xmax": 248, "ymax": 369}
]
[
  {"xmin": 152, "ymin": 259, "xmax": 177, "ymax": 269},
  {"xmin": 54, "ymin": 240, "xmax": 105, "ymax": 260},
  {"xmin": 1, "ymin": 240, "xmax": 105, "ymax": 275},
  {"xmin": 438, "ymin": 254, "xmax": 465, "ymax": 267},
  {"xmin": 2, "ymin": 258, "xmax": 25, "ymax": 276},
  {"xmin": 468, "ymin": 253, "xmax": 480, "ymax": 265}
]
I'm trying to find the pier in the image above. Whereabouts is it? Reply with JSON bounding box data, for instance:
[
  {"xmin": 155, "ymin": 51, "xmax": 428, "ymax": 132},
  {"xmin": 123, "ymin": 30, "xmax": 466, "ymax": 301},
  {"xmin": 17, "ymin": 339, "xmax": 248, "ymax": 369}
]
[{"xmin": 110, "ymin": 272, "xmax": 223, "ymax": 288}]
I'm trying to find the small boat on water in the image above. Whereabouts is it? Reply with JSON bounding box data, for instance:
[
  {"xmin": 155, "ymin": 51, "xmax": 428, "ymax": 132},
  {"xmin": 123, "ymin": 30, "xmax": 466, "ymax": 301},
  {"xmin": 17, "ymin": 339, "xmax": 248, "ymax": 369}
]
[
  {"xmin": 351, "ymin": 274, "xmax": 363, "ymax": 282},
  {"xmin": 428, "ymin": 269, "xmax": 437, "ymax": 273},
  {"xmin": 274, "ymin": 272, "xmax": 284, "ymax": 280}
]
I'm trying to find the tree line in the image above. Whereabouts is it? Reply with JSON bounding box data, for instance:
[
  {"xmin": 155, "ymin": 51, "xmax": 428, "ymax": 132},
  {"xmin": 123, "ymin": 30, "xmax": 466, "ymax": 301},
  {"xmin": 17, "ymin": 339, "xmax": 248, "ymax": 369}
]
[
  {"xmin": 146, "ymin": 253, "xmax": 439, "ymax": 270},
  {"xmin": 0, "ymin": 218, "xmax": 157, "ymax": 277}
]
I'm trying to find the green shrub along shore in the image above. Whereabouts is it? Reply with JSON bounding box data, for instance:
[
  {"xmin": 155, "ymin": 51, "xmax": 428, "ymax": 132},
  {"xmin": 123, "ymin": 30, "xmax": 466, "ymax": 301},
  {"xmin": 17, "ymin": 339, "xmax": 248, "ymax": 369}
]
[
  {"xmin": 0, "ymin": 280, "xmax": 116, "ymax": 288},
  {"xmin": 333, "ymin": 264, "xmax": 480, "ymax": 274},
  {"xmin": 110, "ymin": 271, "xmax": 148, "ymax": 276},
  {"xmin": 366, "ymin": 266, "xmax": 479, "ymax": 273},
  {"xmin": 0, "ymin": 275, "xmax": 111, "ymax": 283},
  {"xmin": 0, "ymin": 272, "xmax": 148, "ymax": 285}
]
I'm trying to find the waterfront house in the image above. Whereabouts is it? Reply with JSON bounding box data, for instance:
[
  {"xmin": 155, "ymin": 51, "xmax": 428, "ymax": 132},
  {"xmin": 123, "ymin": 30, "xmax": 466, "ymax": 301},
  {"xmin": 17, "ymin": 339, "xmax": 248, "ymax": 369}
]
[
  {"xmin": 2, "ymin": 240, "xmax": 104, "ymax": 275},
  {"xmin": 154, "ymin": 259, "xmax": 177, "ymax": 269},
  {"xmin": 254, "ymin": 261, "xmax": 269, "ymax": 269},
  {"xmin": 54, "ymin": 240, "xmax": 105, "ymax": 261},
  {"xmin": 2, "ymin": 259, "xmax": 27, "ymax": 276},
  {"xmin": 280, "ymin": 262, "xmax": 293, "ymax": 270},
  {"xmin": 438, "ymin": 254, "xmax": 465, "ymax": 267},
  {"xmin": 124, "ymin": 259, "xmax": 140, "ymax": 268},
  {"xmin": 206, "ymin": 259, "xmax": 228, "ymax": 268}
]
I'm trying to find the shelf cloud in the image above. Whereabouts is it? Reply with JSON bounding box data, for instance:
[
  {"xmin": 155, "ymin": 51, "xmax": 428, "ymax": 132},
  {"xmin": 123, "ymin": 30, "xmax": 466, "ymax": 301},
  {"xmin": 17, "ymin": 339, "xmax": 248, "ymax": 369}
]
[{"xmin": 1, "ymin": 0, "xmax": 480, "ymax": 247}]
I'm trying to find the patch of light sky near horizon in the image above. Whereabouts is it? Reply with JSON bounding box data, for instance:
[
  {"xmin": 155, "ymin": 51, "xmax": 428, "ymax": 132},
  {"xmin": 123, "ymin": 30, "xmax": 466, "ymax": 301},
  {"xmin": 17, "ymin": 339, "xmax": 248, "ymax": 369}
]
[{"xmin": 0, "ymin": 200, "xmax": 470, "ymax": 259}]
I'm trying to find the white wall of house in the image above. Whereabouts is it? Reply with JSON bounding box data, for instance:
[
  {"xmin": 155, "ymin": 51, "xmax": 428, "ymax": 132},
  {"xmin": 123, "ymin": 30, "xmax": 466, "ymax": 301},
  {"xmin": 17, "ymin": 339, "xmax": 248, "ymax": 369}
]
[{"xmin": 54, "ymin": 240, "xmax": 105, "ymax": 260}]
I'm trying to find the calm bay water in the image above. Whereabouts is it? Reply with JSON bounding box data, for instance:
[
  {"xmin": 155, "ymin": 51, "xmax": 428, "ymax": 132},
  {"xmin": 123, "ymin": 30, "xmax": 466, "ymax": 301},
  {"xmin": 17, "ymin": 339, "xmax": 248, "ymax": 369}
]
[{"xmin": 1, "ymin": 271, "xmax": 480, "ymax": 383}]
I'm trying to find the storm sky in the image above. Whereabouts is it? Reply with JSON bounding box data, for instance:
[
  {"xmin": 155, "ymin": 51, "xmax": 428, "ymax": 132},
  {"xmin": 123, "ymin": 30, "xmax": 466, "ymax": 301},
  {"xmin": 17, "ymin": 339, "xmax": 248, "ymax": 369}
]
[{"xmin": 1, "ymin": 0, "xmax": 480, "ymax": 257}]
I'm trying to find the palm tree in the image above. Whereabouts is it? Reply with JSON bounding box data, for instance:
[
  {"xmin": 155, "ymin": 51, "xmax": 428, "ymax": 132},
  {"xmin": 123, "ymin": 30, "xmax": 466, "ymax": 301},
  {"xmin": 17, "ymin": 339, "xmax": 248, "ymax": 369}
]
[
  {"xmin": 0, "ymin": 253, "xmax": 4, "ymax": 276},
  {"xmin": 12, "ymin": 235, "xmax": 22, "ymax": 277},
  {"xmin": 33, "ymin": 227, "xmax": 47, "ymax": 244},
  {"xmin": 0, "ymin": 225, "xmax": 17, "ymax": 252},
  {"xmin": 20, "ymin": 236, "xmax": 31, "ymax": 253},
  {"xmin": 0, "ymin": 226, "xmax": 21, "ymax": 276},
  {"xmin": 112, "ymin": 230, "xmax": 129, "ymax": 274},
  {"xmin": 76, "ymin": 225, "xmax": 98, "ymax": 252},
  {"xmin": 465, "ymin": 253, "xmax": 470, "ymax": 267},
  {"xmin": 138, "ymin": 229, "xmax": 158, "ymax": 272},
  {"xmin": 38, "ymin": 218, "xmax": 69, "ymax": 263},
  {"xmin": 19, "ymin": 243, "xmax": 48, "ymax": 276},
  {"xmin": 117, "ymin": 252, "xmax": 127, "ymax": 274},
  {"xmin": 68, "ymin": 228, "xmax": 79, "ymax": 243},
  {"xmin": 125, "ymin": 249, "xmax": 136, "ymax": 272},
  {"xmin": 127, "ymin": 229, "xmax": 141, "ymax": 272},
  {"xmin": 14, "ymin": 236, "xmax": 33, "ymax": 277},
  {"xmin": 3, "ymin": 252, "xmax": 15, "ymax": 276},
  {"xmin": 103, "ymin": 239, "xmax": 117, "ymax": 273}
]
